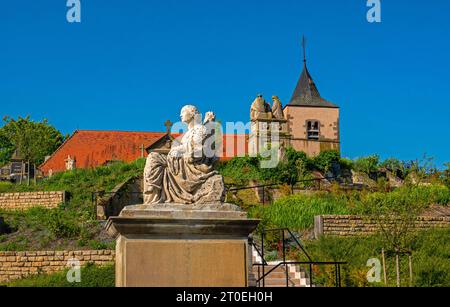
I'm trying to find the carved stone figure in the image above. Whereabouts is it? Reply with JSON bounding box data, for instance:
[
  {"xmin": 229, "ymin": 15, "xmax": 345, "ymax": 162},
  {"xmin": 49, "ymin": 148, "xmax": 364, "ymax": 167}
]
[
  {"xmin": 250, "ymin": 95, "xmax": 272, "ymax": 120},
  {"xmin": 203, "ymin": 111, "xmax": 216, "ymax": 124},
  {"xmin": 278, "ymin": 142, "xmax": 286, "ymax": 162},
  {"xmin": 271, "ymin": 96, "xmax": 284, "ymax": 120},
  {"xmin": 65, "ymin": 155, "xmax": 76, "ymax": 171},
  {"xmin": 143, "ymin": 105, "xmax": 225, "ymax": 205}
]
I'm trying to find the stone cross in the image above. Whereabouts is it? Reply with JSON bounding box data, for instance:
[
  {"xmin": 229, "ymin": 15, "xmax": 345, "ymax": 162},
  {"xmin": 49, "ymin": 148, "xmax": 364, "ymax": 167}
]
[{"xmin": 164, "ymin": 120, "xmax": 173, "ymax": 135}]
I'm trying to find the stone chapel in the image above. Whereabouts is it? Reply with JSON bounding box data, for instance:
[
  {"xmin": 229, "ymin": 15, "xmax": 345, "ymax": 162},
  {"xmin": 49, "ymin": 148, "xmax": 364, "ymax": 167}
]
[{"xmin": 250, "ymin": 39, "xmax": 340, "ymax": 157}]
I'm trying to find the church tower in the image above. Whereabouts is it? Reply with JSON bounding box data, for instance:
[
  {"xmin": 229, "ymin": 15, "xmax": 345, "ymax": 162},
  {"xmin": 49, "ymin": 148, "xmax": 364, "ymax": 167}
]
[{"xmin": 283, "ymin": 37, "xmax": 340, "ymax": 156}]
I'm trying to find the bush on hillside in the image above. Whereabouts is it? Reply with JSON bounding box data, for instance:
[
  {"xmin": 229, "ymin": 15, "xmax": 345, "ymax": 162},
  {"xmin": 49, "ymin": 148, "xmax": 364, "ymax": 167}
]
[
  {"xmin": 303, "ymin": 228, "xmax": 450, "ymax": 287},
  {"xmin": 217, "ymin": 156, "xmax": 262, "ymax": 185},
  {"xmin": 250, "ymin": 184, "xmax": 450, "ymax": 232},
  {"xmin": 248, "ymin": 193, "xmax": 351, "ymax": 230},
  {"xmin": 7, "ymin": 262, "xmax": 115, "ymax": 287},
  {"xmin": 312, "ymin": 150, "xmax": 340, "ymax": 174},
  {"xmin": 339, "ymin": 158, "xmax": 354, "ymax": 172},
  {"xmin": 0, "ymin": 181, "xmax": 14, "ymax": 193},
  {"xmin": 0, "ymin": 159, "xmax": 145, "ymax": 251},
  {"xmin": 353, "ymin": 155, "xmax": 380, "ymax": 175}
]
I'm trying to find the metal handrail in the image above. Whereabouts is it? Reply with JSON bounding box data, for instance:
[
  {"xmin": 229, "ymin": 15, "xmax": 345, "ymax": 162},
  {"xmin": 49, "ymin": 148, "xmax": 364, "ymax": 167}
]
[
  {"xmin": 92, "ymin": 191, "xmax": 143, "ymax": 217},
  {"xmin": 226, "ymin": 176, "xmax": 336, "ymax": 192},
  {"xmin": 253, "ymin": 227, "xmax": 346, "ymax": 287},
  {"xmin": 225, "ymin": 176, "xmax": 337, "ymax": 205},
  {"xmin": 253, "ymin": 261, "xmax": 346, "ymax": 287},
  {"xmin": 251, "ymin": 241, "xmax": 267, "ymax": 266},
  {"xmin": 261, "ymin": 228, "xmax": 312, "ymax": 262}
]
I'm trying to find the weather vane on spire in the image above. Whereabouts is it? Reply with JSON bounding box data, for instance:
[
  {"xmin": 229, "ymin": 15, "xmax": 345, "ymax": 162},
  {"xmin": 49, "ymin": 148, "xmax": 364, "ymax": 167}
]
[{"xmin": 302, "ymin": 35, "xmax": 307, "ymax": 63}]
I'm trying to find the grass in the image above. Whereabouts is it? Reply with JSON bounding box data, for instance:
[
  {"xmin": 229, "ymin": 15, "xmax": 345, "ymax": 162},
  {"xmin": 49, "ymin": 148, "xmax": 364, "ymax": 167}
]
[
  {"xmin": 248, "ymin": 192, "xmax": 351, "ymax": 231},
  {"xmin": 0, "ymin": 182, "xmax": 14, "ymax": 193},
  {"xmin": 300, "ymin": 228, "xmax": 450, "ymax": 287},
  {"xmin": 0, "ymin": 159, "xmax": 145, "ymax": 251},
  {"xmin": 2, "ymin": 158, "xmax": 145, "ymax": 216},
  {"xmin": 248, "ymin": 184, "xmax": 450, "ymax": 231},
  {"xmin": 6, "ymin": 229, "xmax": 448, "ymax": 288},
  {"xmin": 6, "ymin": 262, "xmax": 115, "ymax": 287}
]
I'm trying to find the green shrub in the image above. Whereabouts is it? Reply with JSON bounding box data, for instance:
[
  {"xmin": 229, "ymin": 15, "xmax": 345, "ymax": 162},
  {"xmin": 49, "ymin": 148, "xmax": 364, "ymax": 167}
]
[
  {"xmin": 218, "ymin": 156, "xmax": 262, "ymax": 184},
  {"xmin": 353, "ymin": 155, "xmax": 380, "ymax": 175},
  {"xmin": 30, "ymin": 208, "xmax": 81, "ymax": 239},
  {"xmin": 0, "ymin": 181, "xmax": 14, "ymax": 193},
  {"xmin": 0, "ymin": 159, "xmax": 144, "ymax": 250},
  {"xmin": 276, "ymin": 148, "xmax": 312, "ymax": 185},
  {"xmin": 0, "ymin": 241, "xmax": 28, "ymax": 251},
  {"xmin": 251, "ymin": 184, "xmax": 450, "ymax": 232},
  {"xmin": 442, "ymin": 163, "xmax": 450, "ymax": 188},
  {"xmin": 7, "ymin": 263, "xmax": 115, "ymax": 287},
  {"xmin": 414, "ymin": 259, "xmax": 449, "ymax": 287},
  {"xmin": 381, "ymin": 158, "xmax": 403, "ymax": 173},
  {"xmin": 357, "ymin": 184, "xmax": 450, "ymax": 214},
  {"xmin": 88, "ymin": 240, "xmax": 113, "ymax": 250},
  {"xmin": 339, "ymin": 158, "xmax": 354, "ymax": 171},
  {"xmin": 312, "ymin": 150, "xmax": 340, "ymax": 173},
  {"xmin": 250, "ymin": 193, "xmax": 351, "ymax": 230},
  {"xmin": 218, "ymin": 149, "xmax": 314, "ymax": 186},
  {"xmin": 303, "ymin": 228, "xmax": 450, "ymax": 287}
]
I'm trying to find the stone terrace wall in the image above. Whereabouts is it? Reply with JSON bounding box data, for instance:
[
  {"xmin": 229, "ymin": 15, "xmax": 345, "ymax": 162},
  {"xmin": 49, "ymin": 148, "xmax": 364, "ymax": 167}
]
[
  {"xmin": 96, "ymin": 176, "xmax": 143, "ymax": 220},
  {"xmin": 0, "ymin": 250, "xmax": 115, "ymax": 283},
  {"xmin": 314, "ymin": 215, "xmax": 450, "ymax": 238},
  {"xmin": 0, "ymin": 191, "xmax": 66, "ymax": 210}
]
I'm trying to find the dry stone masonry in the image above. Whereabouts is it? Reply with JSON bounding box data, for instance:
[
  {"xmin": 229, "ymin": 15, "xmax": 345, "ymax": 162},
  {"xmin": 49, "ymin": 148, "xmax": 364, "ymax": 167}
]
[
  {"xmin": 0, "ymin": 191, "xmax": 66, "ymax": 210},
  {"xmin": 0, "ymin": 250, "xmax": 115, "ymax": 283},
  {"xmin": 315, "ymin": 215, "xmax": 450, "ymax": 238}
]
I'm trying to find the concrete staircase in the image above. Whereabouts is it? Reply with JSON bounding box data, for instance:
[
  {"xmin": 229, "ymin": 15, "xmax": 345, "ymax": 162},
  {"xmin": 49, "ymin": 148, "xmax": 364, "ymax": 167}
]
[{"xmin": 252, "ymin": 247, "xmax": 312, "ymax": 287}]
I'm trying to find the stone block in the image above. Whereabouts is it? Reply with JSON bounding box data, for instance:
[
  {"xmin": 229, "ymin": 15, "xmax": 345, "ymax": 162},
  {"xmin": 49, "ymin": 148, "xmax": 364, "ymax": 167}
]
[{"xmin": 107, "ymin": 203, "xmax": 259, "ymax": 287}]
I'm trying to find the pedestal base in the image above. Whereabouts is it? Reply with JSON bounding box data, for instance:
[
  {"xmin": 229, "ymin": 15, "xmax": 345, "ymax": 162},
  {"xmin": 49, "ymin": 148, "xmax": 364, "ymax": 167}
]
[{"xmin": 106, "ymin": 203, "xmax": 259, "ymax": 287}]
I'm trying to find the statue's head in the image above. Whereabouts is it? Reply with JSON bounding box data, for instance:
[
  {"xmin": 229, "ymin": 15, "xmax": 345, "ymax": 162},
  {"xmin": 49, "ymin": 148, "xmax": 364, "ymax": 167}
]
[
  {"xmin": 180, "ymin": 105, "xmax": 200, "ymax": 124},
  {"xmin": 252, "ymin": 95, "xmax": 265, "ymax": 107},
  {"xmin": 204, "ymin": 111, "xmax": 216, "ymax": 124}
]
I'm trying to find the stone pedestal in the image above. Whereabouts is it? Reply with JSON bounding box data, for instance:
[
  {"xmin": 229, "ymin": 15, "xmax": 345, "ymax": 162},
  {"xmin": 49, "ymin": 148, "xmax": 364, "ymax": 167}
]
[{"xmin": 106, "ymin": 204, "xmax": 259, "ymax": 287}]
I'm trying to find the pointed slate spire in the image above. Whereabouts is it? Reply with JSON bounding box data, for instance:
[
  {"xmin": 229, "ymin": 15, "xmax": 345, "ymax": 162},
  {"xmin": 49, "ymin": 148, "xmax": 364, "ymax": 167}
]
[{"xmin": 288, "ymin": 36, "xmax": 338, "ymax": 108}]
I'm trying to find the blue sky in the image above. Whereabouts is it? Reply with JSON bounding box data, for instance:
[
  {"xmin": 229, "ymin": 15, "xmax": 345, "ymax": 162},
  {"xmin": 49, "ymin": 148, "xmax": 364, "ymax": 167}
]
[{"xmin": 1, "ymin": 0, "xmax": 449, "ymax": 166}]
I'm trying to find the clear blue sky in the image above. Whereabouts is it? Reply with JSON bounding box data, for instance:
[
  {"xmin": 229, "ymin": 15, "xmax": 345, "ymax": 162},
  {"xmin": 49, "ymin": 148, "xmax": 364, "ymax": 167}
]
[{"xmin": 1, "ymin": 0, "xmax": 449, "ymax": 166}]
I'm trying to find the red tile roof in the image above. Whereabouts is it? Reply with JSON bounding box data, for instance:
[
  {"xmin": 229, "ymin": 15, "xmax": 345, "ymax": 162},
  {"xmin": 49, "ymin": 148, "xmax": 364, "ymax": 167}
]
[
  {"xmin": 220, "ymin": 134, "xmax": 249, "ymax": 160},
  {"xmin": 39, "ymin": 130, "xmax": 249, "ymax": 175}
]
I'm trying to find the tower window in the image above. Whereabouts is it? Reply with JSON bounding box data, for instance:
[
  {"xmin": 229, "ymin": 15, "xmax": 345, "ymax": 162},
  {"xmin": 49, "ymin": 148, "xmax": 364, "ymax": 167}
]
[{"xmin": 307, "ymin": 120, "xmax": 320, "ymax": 140}]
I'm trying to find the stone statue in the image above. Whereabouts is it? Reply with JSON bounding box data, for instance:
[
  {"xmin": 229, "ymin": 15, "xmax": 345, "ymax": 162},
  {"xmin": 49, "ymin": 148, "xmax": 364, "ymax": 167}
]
[
  {"xmin": 203, "ymin": 111, "xmax": 216, "ymax": 124},
  {"xmin": 65, "ymin": 155, "xmax": 76, "ymax": 171},
  {"xmin": 143, "ymin": 105, "xmax": 225, "ymax": 205},
  {"xmin": 278, "ymin": 142, "xmax": 286, "ymax": 162},
  {"xmin": 250, "ymin": 95, "xmax": 272, "ymax": 120},
  {"xmin": 271, "ymin": 96, "xmax": 284, "ymax": 120}
]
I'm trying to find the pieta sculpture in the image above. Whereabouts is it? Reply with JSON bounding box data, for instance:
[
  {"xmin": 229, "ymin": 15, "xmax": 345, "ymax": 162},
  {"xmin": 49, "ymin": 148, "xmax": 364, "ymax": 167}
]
[{"xmin": 143, "ymin": 105, "xmax": 225, "ymax": 205}]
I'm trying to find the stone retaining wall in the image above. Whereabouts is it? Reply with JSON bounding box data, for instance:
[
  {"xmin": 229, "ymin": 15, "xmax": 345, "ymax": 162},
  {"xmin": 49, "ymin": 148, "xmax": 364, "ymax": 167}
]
[
  {"xmin": 0, "ymin": 250, "xmax": 115, "ymax": 283},
  {"xmin": 96, "ymin": 176, "xmax": 143, "ymax": 220},
  {"xmin": 0, "ymin": 191, "xmax": 66, "ymax": 210},
  {"xmin": 314, "ymin": 215, "xmax": 450, "ymax": 238}
]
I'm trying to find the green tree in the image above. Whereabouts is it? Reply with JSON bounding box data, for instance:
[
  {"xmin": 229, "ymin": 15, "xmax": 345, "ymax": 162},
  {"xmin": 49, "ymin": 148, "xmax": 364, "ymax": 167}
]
[
  {"xmin": 361, "ymin": 188, "xmax": 426, "ymax": 286},
  {"xmin": 401, "ymin": 155, "xmax": 437, "ymax": 186},
  {"xmin": 0, "ymin": 116, "xmax": 65, "ymax": 166},
  {"xmin": 363, "ymin": 189, "xmax": 425, "ymax": 253},
  {"xmin": 441, "ymin": 162, "xmax": 450, "ymax": 188},
  {"xmin": 0, "ymin": 132, "xmax": 14, "ymax": 167},
  {"xmin": 381, "ymin": 157, "xmax": 403, "ymax": 173},
  {"xmin": 312, "ymin": 150, "xmax": 340, "ymax": 173},
  {"xmin": 277, "ymin": 148, "xmax": 311, "ymax": 186},
  {"xmin": 217, "ymin": 156, "xmax": 262, "ymax": 185},
  {"xmin": 353, "ymin": 155, "xmax": 380, "ymax": 175}
]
